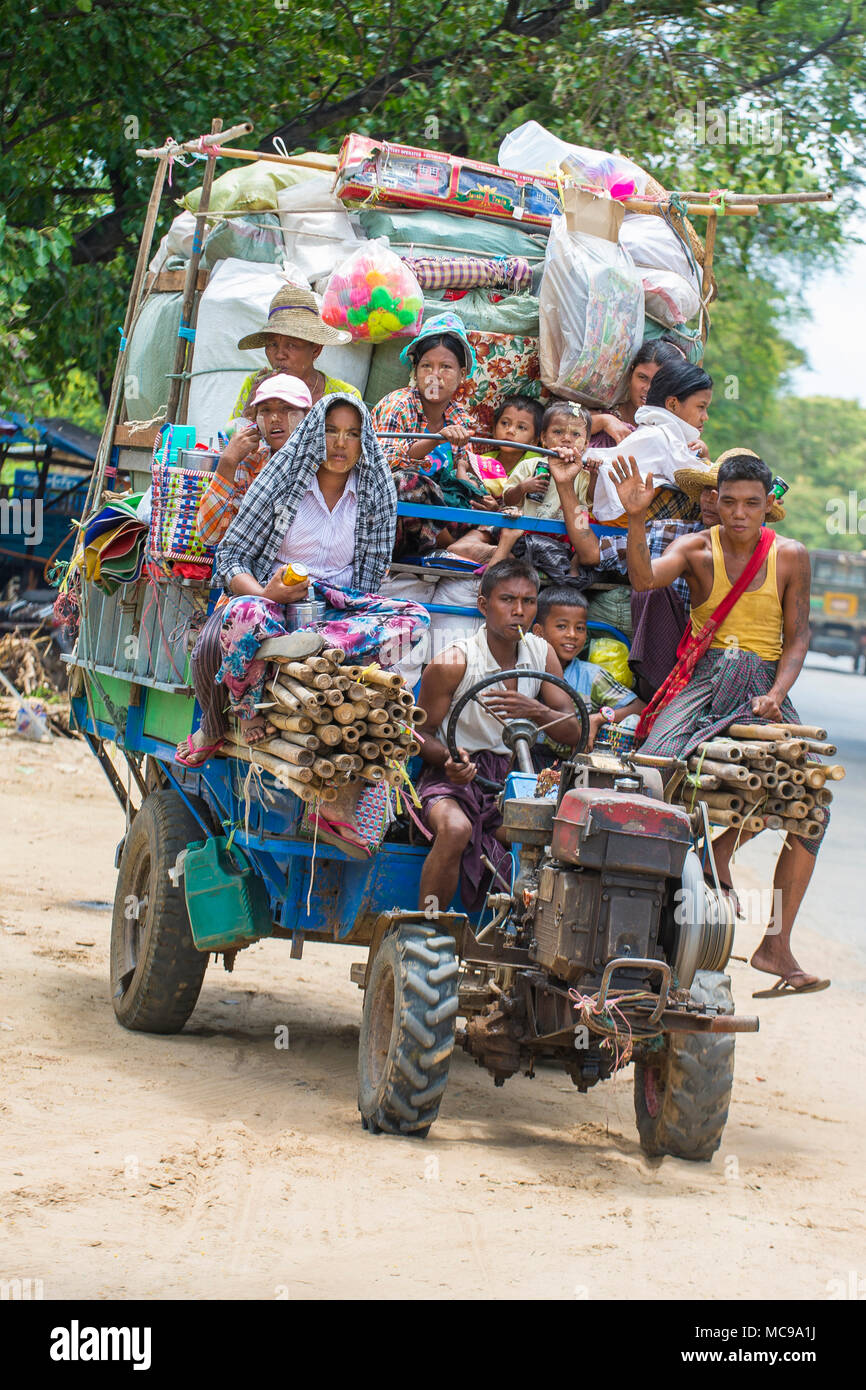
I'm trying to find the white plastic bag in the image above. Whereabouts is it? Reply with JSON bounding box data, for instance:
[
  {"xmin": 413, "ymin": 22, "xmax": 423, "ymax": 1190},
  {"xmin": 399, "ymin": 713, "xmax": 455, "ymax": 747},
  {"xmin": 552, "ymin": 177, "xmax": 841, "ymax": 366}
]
[
  {"xmin": 619, "ymin": 212, "xmax": 700, "ymax": 289},
  {"xmin": 499, "ymin": 121, "xmax": 649, "ymax": 197},
  {"xmin": 641, "ymin": 268, "xmax": 701, "ymax": 327},
  {"xmin": 539, "ymin": 216, "xmax": 644, "ymax": 408}
]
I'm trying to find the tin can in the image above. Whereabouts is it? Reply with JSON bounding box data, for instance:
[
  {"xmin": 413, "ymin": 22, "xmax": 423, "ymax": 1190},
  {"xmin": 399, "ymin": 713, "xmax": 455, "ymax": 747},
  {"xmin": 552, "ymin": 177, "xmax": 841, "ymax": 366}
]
[
  {"xmin": 283, "ymin": 600, "xmax": 326, "ymax": 631},
  {"xmin": 534, "ymin": 460, "xmax": 550, "ymax": 480},
  {"xmin": 281, "ymin": 562, "xmax": 310, "ymax": 587}
]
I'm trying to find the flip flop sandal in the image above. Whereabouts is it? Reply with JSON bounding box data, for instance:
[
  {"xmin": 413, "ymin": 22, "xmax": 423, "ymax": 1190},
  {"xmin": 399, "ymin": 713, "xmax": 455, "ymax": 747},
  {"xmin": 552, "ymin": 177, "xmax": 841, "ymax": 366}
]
[
  {"xmin": 752, "ymin": 975, "xmax": 831, "ymax": 999},
  {"xmin": 308, "ymin": 813, "xmax": 371, "ymax": 861},
  {"xmin": 175, "ymin": 736, "xmax": 224, "ymax": 768}
]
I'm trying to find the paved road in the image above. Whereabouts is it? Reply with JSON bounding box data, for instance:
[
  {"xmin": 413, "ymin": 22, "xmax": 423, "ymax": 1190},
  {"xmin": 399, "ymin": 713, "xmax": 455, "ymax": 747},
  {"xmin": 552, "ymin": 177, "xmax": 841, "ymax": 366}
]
[{"xmin": 736, "ymin": 653, "xmax": 865, "ymax": 957}]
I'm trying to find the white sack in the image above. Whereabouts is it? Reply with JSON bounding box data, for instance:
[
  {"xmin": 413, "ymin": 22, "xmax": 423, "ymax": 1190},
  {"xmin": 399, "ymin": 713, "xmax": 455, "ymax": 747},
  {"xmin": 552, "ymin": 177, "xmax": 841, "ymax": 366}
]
[
  {"xmin": 187, "ymin": 259, "xmax": 371, "ymax": 443},
  {"xmin": 641, "ymin": 268, "xmax": 702, "ymax": 327},
  {"xmin": 619, "ymin": 213, "xmax": 701, "ymax": 289},
  {"xmin": 148, "ymin": 211, "xmax": 197, "ymax": 274},
  {"xmin": 276, "ymin": 176, "xmax": 363, "ymax": 284}
]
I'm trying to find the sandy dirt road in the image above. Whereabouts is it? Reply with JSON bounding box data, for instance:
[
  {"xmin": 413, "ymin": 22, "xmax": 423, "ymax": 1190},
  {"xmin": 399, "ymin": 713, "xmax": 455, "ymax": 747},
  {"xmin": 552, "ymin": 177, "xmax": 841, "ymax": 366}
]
[{"xmin": 1, "ymin": 733, "xmax": 864, "ymax": 1301}]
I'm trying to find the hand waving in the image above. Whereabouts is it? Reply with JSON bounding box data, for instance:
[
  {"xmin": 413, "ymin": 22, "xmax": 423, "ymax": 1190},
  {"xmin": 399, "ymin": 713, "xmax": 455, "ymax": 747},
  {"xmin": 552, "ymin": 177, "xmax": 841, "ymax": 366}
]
[{"xmin": 610, "ymin": 455, "xmax": 656, "ymax": 517}]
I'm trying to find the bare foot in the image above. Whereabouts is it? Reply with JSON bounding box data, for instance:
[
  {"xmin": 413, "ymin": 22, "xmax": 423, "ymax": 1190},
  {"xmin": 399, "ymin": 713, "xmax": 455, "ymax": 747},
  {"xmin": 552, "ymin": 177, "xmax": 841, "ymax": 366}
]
[{"xmin": 750, "ymin": 939, "xmax": 823, "ymax": 988}]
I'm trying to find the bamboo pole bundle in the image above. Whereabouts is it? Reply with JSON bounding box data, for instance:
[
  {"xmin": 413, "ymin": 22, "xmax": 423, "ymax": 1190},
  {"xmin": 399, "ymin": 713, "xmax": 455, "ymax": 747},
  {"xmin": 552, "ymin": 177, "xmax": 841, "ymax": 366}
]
[
  {"xmin": 727, "ymin": 722, "xmax": 827, "ymax": 741},
  {"xmin": 679, "ymin": 718, "xmax": 844, "ymax": 832}
]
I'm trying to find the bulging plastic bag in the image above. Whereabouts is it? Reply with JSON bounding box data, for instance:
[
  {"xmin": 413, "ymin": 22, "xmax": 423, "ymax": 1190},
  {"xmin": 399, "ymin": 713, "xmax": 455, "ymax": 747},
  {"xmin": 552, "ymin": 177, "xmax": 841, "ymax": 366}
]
[
  {"xmin": 321, "ymin": 239, "xmax": 424, "ymax": 343},
  {"xmin": 539, "ymin": 216, "xmax": 644, "ymax": 407},
  {"xmin": 588, "ymin": 637, "xmax": 634, "ymax": 690},
  {"xmin": 499, "ymin": 121, "xmax": 649, "ymax": 198},
  {"xmin": 641, "ymin": 268, "xmax": 701, "ymax": 327}
]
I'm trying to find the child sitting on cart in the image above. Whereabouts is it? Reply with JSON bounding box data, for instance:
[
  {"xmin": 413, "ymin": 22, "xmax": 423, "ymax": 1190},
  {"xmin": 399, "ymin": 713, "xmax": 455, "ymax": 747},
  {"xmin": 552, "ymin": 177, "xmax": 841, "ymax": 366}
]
[{"xmin": 532, "ymin": 586, "xmax": 644, "ymax": 752}]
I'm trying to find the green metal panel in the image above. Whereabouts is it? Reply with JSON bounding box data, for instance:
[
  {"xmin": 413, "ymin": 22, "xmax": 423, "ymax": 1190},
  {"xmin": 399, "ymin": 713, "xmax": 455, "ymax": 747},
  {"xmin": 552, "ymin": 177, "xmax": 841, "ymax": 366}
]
[
  {"xmin": 143, "ymin": 687, "xmax": 195, "ymax": 744},
  {"xmin": 84, "ymin": 672, "xmax": 132, "ymax": 725}
]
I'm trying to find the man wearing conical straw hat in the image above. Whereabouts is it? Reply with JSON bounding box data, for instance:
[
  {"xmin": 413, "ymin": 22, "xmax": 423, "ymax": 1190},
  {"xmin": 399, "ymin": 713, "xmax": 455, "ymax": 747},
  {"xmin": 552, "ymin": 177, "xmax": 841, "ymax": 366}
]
[
  {"xmin": 232, "ymin": 279, "xmax": 362, "ymax": 419},
  {"xmin": 613, "ymin": 447, "xmax": 830, "ymax": 999}
]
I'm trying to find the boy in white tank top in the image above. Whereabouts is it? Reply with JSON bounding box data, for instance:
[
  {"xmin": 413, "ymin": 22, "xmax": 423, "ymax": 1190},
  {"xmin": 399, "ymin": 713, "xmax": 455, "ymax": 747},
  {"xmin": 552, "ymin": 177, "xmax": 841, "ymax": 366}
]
[{"xmin": 416, "ymin": 557, "xmax": 585, "ymax": 916}]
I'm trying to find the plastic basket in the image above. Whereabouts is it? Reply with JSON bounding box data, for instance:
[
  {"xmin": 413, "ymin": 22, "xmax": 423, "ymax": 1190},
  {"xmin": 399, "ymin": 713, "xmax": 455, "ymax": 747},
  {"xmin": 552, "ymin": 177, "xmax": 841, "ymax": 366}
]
[{"xmin": 148, "ymin": 460, "xmax": 216, "ymax": 565}]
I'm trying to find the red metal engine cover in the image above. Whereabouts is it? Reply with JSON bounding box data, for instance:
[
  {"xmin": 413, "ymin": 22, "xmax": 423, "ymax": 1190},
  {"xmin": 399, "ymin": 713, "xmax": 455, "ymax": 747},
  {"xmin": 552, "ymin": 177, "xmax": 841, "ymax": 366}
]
[{"xmin": 551, "ymin": 788, "xmax": 691, "ymax": 874}]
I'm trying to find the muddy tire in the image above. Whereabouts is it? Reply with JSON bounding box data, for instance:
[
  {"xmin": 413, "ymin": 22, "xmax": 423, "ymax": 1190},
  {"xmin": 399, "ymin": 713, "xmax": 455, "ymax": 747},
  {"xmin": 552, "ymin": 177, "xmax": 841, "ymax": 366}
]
[
  {"xmin": 633, "ymin": 971, "xmax": 735, "ymax": 1162},
  {"xmin": 358, "ymin": 922, "xmax": 459, "ymax": 1138},
  {"xmin": 110, "ymin": 790, "xmax": 210, "ymax": 1034}
]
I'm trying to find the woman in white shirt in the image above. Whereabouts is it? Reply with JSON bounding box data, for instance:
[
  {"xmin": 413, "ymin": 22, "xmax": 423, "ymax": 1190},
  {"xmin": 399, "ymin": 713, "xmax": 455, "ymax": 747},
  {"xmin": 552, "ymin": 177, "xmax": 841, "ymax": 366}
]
[
  {"xmin": 177, "ymin": 397, "xmax": 428, "ymax": 799},
  {"xmin": 588, "ymin": 360, "xmax": 714, "ymax": 523}
]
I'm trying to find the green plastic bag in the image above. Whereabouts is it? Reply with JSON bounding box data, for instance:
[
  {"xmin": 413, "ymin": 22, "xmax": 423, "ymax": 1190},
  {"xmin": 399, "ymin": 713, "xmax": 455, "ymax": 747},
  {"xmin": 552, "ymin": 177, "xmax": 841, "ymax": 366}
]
[
  {"xmin": 588, "ymin": 636, "xmax": 634, "ymax": 690},
  {"xmin": 182, "ymin": 156, "xmax": 332, "ymax": 214}
]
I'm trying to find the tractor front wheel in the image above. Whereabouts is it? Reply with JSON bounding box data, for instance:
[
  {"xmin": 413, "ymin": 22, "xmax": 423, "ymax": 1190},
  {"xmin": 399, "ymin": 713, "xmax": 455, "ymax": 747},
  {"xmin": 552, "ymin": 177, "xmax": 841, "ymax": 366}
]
[
  {"xmin": 633, "ymin": 971, "xmax": 735, "ymax": 1162},
  {"xmin": 358, "ymin": 921, "xmax": 459, "ymax": 1138}
]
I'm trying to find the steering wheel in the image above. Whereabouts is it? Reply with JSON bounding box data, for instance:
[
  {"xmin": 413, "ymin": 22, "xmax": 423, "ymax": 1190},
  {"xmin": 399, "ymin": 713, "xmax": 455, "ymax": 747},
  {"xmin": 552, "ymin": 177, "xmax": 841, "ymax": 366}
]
[{"xmin": 445, "ymin": 668, "xmax": 590, "ymax": 792}]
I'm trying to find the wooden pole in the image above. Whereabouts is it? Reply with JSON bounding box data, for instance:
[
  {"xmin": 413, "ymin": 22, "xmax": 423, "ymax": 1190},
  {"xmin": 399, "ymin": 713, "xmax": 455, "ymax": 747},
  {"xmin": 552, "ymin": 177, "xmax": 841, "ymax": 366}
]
[
  {"xmin": 209, "ymin": 144, "xmax": 335, "ymax": 173},
  {"xmin": 169, "ymin": 117, "xmax": 222, "ymax": 427},
  {"xmin": 674, "ymin": 189, "xmax": 831, "ymax": 207},
  {"xmin": 136, "ymin": 122, "xmax": 253, "ymax": 159},
  {"xmin": 85, "ymin": 154, "xmax": 169, "ymax": 514},
  {"xmin": 700, "ymin": 210, "xmax": 718, "ymax": 346}
]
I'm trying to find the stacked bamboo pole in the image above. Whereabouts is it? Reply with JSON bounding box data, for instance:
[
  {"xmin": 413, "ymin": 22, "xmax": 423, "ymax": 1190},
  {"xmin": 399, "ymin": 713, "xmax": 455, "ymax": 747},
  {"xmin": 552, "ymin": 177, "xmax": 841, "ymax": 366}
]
[
  {"xmin": 676, "ymin": 723, "xmax": 844, "ymax": 837},
  {"xmin": 223, "ymin": 637, "xmax": 425, "ymax": 803}
]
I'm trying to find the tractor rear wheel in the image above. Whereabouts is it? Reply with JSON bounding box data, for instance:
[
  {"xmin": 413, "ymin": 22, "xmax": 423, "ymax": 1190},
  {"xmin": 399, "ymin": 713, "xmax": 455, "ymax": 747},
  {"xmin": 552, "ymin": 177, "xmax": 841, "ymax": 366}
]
[
  {"xmin": 358, "ymin": 921, "xmax": 459, "ymax": 1138},
  {"xmin": 633, "ymin": 971, "xmax": 735, "ymax": 1162},
  {"xmin": 110, "ymin": 789, "xmax": 210, "ymax": 1034}
]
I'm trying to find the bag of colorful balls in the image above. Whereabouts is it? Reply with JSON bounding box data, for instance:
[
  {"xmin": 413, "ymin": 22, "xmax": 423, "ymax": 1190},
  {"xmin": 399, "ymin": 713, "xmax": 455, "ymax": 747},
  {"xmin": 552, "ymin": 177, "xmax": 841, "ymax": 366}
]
[{"xmin": 321, "ymin": 238, "xmax": 424, "ymax": 343}]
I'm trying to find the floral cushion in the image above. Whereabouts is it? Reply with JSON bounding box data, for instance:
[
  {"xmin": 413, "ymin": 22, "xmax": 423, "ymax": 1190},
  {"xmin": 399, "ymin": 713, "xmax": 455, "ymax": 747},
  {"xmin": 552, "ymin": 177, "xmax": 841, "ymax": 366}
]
[{"xmin": 454, "ymin": 332, "xmax": 546, "ymax": 435}]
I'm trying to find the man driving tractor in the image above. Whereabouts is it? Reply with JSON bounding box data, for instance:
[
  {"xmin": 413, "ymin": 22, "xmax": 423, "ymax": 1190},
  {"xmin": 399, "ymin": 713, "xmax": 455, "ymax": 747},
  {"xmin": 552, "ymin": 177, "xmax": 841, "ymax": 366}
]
[{"xmin": 415, "ymin": 557, "xmax": 585, "ymax": 913}]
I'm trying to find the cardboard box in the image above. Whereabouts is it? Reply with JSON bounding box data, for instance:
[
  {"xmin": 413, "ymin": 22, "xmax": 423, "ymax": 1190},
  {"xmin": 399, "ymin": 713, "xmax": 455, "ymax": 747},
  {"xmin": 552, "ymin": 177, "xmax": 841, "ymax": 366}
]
[
  {"xmin": 335, "ymin": 134, "xmax": 562, "ymax": 228},
  {"xmin": 562, "ymin": 186, "xmax": 624, "ymax": 242}
]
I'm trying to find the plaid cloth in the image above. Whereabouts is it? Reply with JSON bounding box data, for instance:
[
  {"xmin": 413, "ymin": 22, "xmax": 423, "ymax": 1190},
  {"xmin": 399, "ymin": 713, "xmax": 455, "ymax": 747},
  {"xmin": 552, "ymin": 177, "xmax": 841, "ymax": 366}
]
[
  {"xmin": 645, "ymin": 486, "xmax": 702, "ymax": 523},
  {"xmin": 196, "ymin": 444, "xmax": 271, "ymax": 547},
  {"xmin": 639, "ymin": 647, "xmax": 826, "ymax": 855},
  {"xmin": 597, "ymin": 519, "xmax": 703, "ymax": 607},
  {"xmin": 215, "ymin": 394, "xmax": 396, "ymax": 596},
  {"xmin": 370, "ymin": 385, "xmax": 478, "ymax": 472},
  {"xmin": 404, "ymin": 255, "xmax": 532, "ymax": 293}
]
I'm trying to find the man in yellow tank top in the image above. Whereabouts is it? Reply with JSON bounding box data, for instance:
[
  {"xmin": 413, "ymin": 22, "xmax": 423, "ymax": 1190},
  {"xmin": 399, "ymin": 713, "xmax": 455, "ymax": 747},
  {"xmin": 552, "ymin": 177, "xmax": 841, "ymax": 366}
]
[{"xmin": 615, "ymin": 452, "xmax": 829, "ymax": 997}]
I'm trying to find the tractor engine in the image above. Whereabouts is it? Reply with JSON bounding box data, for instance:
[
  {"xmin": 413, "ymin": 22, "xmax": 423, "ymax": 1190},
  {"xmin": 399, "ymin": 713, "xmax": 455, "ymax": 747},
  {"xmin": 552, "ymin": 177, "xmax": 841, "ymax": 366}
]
[
  {"xmin": 460, "ymin": 760, "xmax": 735, "ymax": 1089},
  {"xmin": 527, "ymin": 785, "xmax": 691, "ymax": 985}
]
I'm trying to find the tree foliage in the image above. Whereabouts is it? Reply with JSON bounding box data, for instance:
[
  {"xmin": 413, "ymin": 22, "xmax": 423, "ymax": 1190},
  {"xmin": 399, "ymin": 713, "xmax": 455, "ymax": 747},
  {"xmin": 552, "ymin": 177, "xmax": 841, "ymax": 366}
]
[
  {"xmin": 1, "ymin": 0, "xmax": 864, "ymax": 412},
  {"xmin": 754, "ymin": 396, "xmax": 866, "ymax": 554}
]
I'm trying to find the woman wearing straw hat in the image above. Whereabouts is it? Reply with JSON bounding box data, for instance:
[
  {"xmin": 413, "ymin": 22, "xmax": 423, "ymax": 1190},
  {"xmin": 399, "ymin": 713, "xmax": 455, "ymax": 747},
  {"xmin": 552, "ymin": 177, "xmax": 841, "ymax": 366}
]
[{"xmin": 231, "ymin": 281, "xmax": 362, "ymax": 419}]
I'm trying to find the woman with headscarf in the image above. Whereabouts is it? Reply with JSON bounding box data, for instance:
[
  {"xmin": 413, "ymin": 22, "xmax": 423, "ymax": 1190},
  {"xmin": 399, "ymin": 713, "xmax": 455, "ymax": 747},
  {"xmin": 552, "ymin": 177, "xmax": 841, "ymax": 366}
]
[
  {"xmin": 176, "ymin": 396, "xmax": 428, "ymax": 829},
  {"xmin": 370, "ymin": 312, "xmax": 495, "ymax": 559},
  {"xmin": 231, "ymin": 280, "xmax": 362, "ymax": 419}
]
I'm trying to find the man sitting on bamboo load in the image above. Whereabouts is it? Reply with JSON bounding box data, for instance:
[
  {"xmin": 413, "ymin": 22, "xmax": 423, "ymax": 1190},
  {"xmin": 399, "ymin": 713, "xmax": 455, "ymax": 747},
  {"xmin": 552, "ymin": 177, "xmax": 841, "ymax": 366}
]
[
  {"xmin": 615, "ymin": 452, "xmax": 830, "ymax": 998},
  {"xmin": 415, "ymin": 557, "xmax": 585, "ymax": 915}
]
